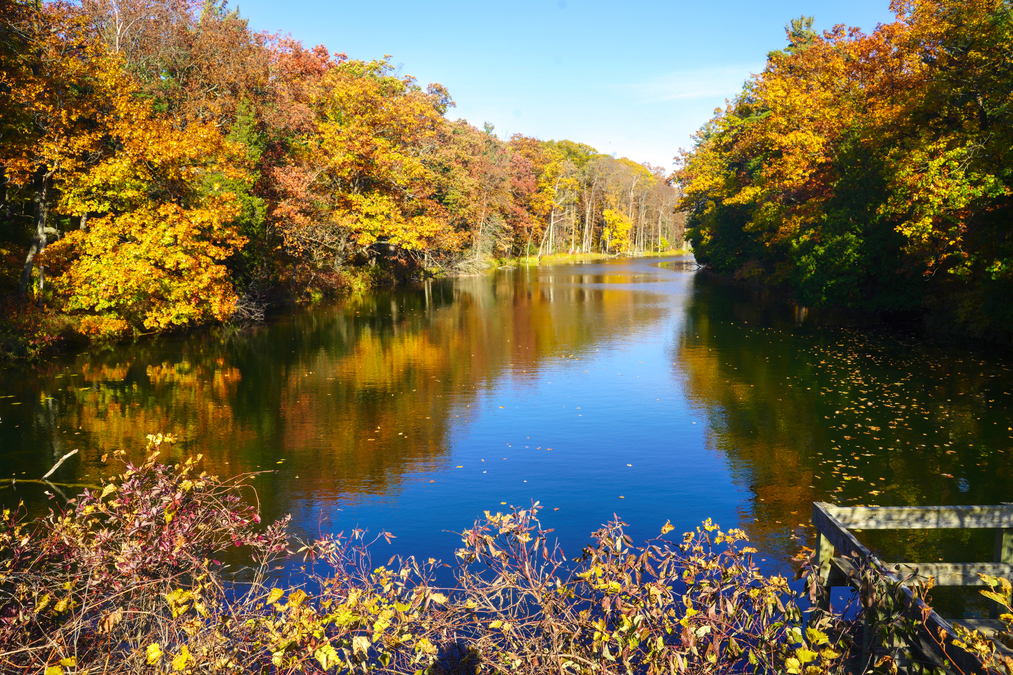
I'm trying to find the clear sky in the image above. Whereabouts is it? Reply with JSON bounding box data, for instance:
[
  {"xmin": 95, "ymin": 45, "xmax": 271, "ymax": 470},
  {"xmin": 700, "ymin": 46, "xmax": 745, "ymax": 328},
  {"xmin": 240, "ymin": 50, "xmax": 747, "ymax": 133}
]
[{"xmin": 234, "ymin": 0, "xmax": 898, "ymax": 171}]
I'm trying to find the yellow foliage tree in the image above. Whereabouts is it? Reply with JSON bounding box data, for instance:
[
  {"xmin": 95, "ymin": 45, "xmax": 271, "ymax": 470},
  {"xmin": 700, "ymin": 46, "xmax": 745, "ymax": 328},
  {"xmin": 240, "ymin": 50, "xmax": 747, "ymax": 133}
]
[
  {"xmin": 43, "ymin": 91, "xmax": 246, "ymax": 336},
  {"xmin": 601, "ymin": 208, "xmax": 632, "ymax": 254}
]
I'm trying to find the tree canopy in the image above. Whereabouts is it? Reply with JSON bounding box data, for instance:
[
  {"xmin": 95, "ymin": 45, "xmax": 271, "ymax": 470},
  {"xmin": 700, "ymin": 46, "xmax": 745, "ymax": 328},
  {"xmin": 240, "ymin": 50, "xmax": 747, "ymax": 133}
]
[
  {"xmin": 675, "ymin": 0, "xmax": 1013, "ymax": 334},
  {"xmin": 0, "ymin": 0, "xmax": 682, "ymax": 345}
]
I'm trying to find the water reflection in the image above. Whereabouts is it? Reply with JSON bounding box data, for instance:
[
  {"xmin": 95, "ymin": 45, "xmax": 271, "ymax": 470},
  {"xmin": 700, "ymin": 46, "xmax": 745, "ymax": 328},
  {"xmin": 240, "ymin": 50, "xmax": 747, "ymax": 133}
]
[
  {"xmin": 0, "ymin": 264, "xmax": 674, "ymax": 534},
  {"xmin": 676, "ymin": 274, "xmax": 1013, "ymax": 604},
  {"xmin": 4, "ymin": 257, "xmax": 1013, "ymax": 619}
]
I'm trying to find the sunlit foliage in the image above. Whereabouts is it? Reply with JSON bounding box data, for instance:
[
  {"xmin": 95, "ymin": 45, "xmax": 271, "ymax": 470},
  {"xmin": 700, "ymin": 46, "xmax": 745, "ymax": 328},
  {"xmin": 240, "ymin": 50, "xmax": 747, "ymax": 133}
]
[
  {"xmin": 676, "ymin": 0, "xmax": 1013, "ymax": 333},
  {"xmin": 0, "ymin": 0, "xmax": 683, "ymax": 351}
]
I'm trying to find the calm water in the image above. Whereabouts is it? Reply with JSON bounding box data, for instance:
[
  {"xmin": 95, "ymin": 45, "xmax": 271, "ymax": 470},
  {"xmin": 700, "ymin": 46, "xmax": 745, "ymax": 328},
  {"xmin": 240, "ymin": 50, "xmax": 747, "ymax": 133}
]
[{"xmin": 2, "ymin": 256, "xmax": 1013, "ymax": 597}]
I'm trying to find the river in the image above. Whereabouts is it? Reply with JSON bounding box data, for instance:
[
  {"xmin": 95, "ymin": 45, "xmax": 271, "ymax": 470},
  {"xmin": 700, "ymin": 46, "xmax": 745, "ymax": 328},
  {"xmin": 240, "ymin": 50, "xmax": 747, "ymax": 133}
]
[{"xmin": 1, "ymin": 255, "xmax": 1012, "ymax": 613}]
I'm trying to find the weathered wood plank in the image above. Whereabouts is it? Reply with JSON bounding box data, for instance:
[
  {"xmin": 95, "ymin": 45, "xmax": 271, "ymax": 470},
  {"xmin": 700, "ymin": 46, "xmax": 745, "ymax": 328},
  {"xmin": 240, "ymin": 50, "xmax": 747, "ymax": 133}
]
[
  {"xmin": 825, "ymin": 555, "xmax": 982, "ymax": 674},
  {"xmin": 812, "ymin": 503, "xmax": 877, "ymax": 562},
  {"xmin": 886, "ymin": 562, "xmax": 1013, "ymax": 587},
  {"xmin": 813, "ymin": 503, "xmax": 986, "ymax": 674},
  {"xmin": 956, "ymin": 619, "xmax": 1010, "ymax": 636},
  {"xmin": 995, "ymin": 528, "xmax": 1013, "ymax": 564},
  {"xmin": 992, "ymin": 529, "xmax": 1013, "ymax": 619},
  {"xmin": 822, "ymin": 503, "xmax": 1013, "ymax": 530},
  {"xmin": 811, "ymin": 530, "xmax": 835, "ymax": 623}
]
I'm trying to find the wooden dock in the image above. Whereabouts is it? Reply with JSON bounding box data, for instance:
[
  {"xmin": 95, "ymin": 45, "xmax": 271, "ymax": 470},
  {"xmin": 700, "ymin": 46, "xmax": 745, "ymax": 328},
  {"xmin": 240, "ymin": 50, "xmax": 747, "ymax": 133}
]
[{"xmin": 811, "ymin": 502, "xmax": 1013, "ymax": 674}]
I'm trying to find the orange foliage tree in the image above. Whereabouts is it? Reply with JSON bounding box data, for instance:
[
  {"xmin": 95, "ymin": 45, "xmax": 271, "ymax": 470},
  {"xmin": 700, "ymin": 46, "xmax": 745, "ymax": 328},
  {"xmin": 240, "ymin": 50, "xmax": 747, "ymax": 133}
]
[
  {"xmin": 42, "ymin": 89, "xmax": 246, "ymax": 336},
  {"xmin": 272, "ymin": 58, "xmax": 462, "ymax": 275}
]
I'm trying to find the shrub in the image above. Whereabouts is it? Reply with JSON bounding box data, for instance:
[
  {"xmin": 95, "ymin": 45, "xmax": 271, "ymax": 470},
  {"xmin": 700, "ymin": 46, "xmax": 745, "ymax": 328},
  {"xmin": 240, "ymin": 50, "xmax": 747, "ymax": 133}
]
[{"xmin": 0, "ymin": 434, "xmax": 1002, "ymax": 674}]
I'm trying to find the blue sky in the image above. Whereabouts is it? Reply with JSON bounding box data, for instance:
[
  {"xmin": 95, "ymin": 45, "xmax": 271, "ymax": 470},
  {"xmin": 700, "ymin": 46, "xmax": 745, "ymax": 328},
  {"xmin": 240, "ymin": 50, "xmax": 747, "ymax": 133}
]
[{"xmin": 235, "ymin": 0, "xmax": 898, "ymax": 171}]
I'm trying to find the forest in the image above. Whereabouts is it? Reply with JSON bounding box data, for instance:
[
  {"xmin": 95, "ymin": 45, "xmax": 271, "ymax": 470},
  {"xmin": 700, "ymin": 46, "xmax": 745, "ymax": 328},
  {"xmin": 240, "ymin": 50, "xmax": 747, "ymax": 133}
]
[
  {"xmin": 676, "ymin": 0, "xmax": 1013, "ymax": 338},
  {"xmin": 0, "ymin": 0, "xmax": 683, "ymax": 356}
]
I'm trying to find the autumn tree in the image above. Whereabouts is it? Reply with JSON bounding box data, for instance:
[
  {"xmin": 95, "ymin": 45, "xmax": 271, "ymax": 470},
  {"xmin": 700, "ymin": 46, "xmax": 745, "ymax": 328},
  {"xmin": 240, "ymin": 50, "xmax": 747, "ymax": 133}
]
[
  {"xmin": 271, "ymin": 58, "xmax": 461, "ymax": 281},
  {"xmin": 433, "ymin": 120, "xmax": 515, "ymax": 264},
  {"xmin": 0, "ymin": 2, "xmax": 120, "ymax": 297},
  {"xmin": 677, "ymin": 15, "xmax": 929, "ymax": 308},
  {"xmin": 883, "ymin": 0, "xmax": 1013, "ymax": 300},
  {"xmin": 81, "ymin": 0, "xmax": 270, "ymax": 129},
  {"xmin": 41, "ymin": 86, "xmax": 247, "ymax": 336}
]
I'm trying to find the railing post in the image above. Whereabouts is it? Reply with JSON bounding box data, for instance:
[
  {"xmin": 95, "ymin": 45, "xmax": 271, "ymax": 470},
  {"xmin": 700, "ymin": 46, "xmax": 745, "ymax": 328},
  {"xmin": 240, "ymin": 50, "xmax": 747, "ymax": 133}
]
[
  {"xmin": 810, "ymin": 530, "xmax": 835, "ymax": 626},
  {"xmin": 991, "ymin": 527, "xmax": 1013, "ymax": 619}
]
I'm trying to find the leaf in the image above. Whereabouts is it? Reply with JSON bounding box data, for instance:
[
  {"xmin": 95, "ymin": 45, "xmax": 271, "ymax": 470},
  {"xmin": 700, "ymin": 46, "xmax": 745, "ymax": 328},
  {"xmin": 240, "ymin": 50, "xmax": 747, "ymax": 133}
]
[
  {"xmin": 267, "ymin": 587, "xmax": 284, "ymax": 605},
  {"xmin": 100, "ymin": 608, "xmax": 123, "ymax": 633},
  {"xmin": 983, "ymin": 591, "xmax": 1007, "ymax": 605},
  {"xmin": 315, "ymin": 643, "xmax": 340, "ymax": 670},
  {"xmin": 429, "ymin": 592, "xmax": 447, "ymax": 604},
  {"xmin": 44, "ymin": 667, "xmax": 62, "ymax": 675},
  {"xmin": 146, "ymin": 643, "xmax": 164, "ymax": 665},
  {"xmin": 661, "ymin": 520, "xmax": 675, "ymax": 535},
  {"xmin": 287, "ymin": 589, "xmax": 308, "ymax": 608},
  {"xmin": 796, "ymin": 646, "xmax": 820, "ymax": 664},
  {"xmin": 352, "ymin": 635, "xmax": 370, "ymax": 656},
  {"xmin": 172, "ymin": 645, "xmax": 190, "ymax": 671},
  {"xmin": 805, "ymin": 627, "xmax": 829, "ymax": 645},
  {"xmin": 100, "ymin": 483, "xmax": 117, "ymax": 499}
]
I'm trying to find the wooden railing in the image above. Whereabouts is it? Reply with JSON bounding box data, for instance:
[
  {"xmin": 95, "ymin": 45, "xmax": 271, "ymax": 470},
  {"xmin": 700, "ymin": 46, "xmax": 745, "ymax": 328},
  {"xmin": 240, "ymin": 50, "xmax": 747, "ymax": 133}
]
[{"xmin": 811, "ymin": 502, "xmax": 1013, "ymax": 674}]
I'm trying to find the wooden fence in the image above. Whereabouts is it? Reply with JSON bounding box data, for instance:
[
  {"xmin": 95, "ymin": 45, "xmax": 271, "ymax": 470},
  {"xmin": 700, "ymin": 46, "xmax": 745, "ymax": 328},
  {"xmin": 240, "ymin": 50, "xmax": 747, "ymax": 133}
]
[{"xmin": 811, "ymin": 502, "xmax": 1013, "ymax": 674}]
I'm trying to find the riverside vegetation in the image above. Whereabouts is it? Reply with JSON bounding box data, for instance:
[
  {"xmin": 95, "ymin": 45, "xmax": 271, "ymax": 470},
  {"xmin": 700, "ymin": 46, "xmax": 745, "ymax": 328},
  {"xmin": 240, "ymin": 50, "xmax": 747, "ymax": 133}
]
[
  {"xmin": 2, "ymin": 434, "xmax": 1012, "ymax": 675},
  {"xmin": 676, "ymin": 0, "xmax": 1013, "ymax": 338},
  {"xmin": 0, "ymin": 0, "xmax": 684, "ymax": 362}
]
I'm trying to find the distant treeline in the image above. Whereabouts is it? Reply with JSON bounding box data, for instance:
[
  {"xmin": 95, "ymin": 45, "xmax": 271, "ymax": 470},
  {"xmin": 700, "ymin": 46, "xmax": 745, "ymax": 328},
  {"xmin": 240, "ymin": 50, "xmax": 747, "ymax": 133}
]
[
  {"xmin": 675, "ymin": 0, "xmax": 1013, "ymax": 337},
  {"xmin": 0, "ymin": 0, "xmax": 683, "ymax": 344}
]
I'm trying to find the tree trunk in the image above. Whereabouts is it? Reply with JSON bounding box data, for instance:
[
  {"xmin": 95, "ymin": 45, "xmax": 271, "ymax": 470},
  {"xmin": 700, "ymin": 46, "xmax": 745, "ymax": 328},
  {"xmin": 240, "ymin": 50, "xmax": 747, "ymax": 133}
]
[
  {"xmin": 18, "ymin": 169, "xmax": 52, "ymax": 296},
  {"xmin": 472, "ymin": 192, "xmax": 488, "ymax": 259}
]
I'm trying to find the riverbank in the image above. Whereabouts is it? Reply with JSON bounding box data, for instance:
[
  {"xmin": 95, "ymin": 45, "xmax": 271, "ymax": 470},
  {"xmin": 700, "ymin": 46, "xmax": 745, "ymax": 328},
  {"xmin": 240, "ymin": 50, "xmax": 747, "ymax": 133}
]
[
  {"xmin": 0, "ymin": 250, "xmax": 693, "ymax": 365},
  {"xmin": 487, "ymin": 248, "xmax": 691, "ymax": 269}
]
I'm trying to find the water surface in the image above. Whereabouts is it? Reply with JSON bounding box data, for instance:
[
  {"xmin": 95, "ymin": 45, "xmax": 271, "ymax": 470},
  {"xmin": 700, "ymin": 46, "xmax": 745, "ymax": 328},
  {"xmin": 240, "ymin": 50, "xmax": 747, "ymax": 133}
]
[{"xmin": 2, "ymin": 257, "xmax": 1012, "ymax": 606}]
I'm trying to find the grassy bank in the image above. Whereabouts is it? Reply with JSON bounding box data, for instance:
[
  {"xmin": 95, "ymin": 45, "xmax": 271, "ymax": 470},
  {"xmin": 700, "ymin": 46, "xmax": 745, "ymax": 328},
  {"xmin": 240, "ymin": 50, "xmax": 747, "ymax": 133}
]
[{"xmin": 488, "ymin": 248, "xmax": 691, "ymax": 268}]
